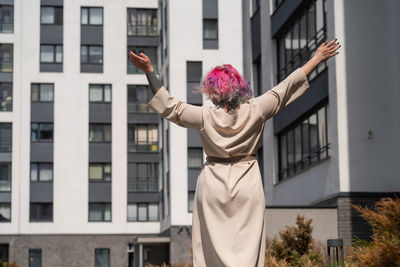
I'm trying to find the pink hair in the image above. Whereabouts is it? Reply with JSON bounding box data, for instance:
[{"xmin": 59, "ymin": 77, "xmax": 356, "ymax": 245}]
[{"xmin": 195, "ymin": 64, "xmax": 252, "ymax": 111}]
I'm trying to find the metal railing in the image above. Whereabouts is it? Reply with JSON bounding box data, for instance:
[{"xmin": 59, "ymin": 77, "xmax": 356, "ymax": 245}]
[
  {"xmin": 327, "ymin": 239, "xmax": 345, "ymax": 267},
  {"xmin": 128, "ymin": 179, "xmax": 158, "ymax": 192}
]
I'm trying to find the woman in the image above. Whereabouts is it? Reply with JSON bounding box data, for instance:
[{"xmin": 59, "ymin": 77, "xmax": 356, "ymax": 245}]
[{"xmin": 129, "ymin": 38, "xmax": 340, "ymax": 267}]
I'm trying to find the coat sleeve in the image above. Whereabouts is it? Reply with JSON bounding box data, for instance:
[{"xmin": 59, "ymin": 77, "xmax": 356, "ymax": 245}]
[
  {"xmin": 147, "ymin": 86, "xmax": 204, "ymax": 129},
  {"xmin": 254, "ymin": 67, "xmax": 310, "ymax": 121}
]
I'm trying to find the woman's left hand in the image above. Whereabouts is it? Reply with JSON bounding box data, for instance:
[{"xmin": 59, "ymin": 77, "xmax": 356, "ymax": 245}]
[{"xmin": 128, "ymin": 50, "xmax": 154, "ymax": 73}]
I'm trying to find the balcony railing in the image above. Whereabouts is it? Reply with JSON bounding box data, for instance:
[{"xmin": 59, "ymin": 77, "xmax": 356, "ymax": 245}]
[
  {"xmin": 0, "ymin": 180, "xmax": 10, "ymax": 191},
  {"xmin": 127, "ymin": 25, "xmax": 157, "ymax": 36},
  {"xmin": 0, "ymin": 61, "xmax": 12, "ymax": 72},
  {"xmin": 128, "ymin": 102, "xmax": 154, "ymax": 113},
  {"xmin": 0, "ymin": 22, "xmax": 12, "ymax": 33},
  {"xmin": 128, "ymin": 143, "xmax": 158, "ymax": 153}
]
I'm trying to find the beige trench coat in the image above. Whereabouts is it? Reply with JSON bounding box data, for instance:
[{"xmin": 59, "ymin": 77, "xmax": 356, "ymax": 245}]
[{"xmin": 148, "ymin": 67, "xmax": 310, "ymax": 267}]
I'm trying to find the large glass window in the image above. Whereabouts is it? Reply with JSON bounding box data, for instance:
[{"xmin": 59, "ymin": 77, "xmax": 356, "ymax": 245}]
[
  {"xmin": 128, "ymin": 124, "xmax": 158, "ymax": 152},
  {"xmin": 95, "ymin": 248, "xmax": 110, "ymax": 267},
  {"xmin": 0, "ymin": 123, "xmax": 11, "ymax": 152},
  {"xmin": 40, "ymin": 45, "xmax": 62, "ymax": 63},
  {"xmin": 203, "ymin": 19, "xmax": 218, "ymax": 40},
  {"xmin": 89, "ymin": 84, "xmax": 111, "ymax": 102},
  {"xmin": 127, "ymin": 202, "xmax": 158, "ymax": 221},
  {"xmin": 30, "ymin": 203, "xmax": 52, "ymax": 222},
  {"xmin": 127, "ymin": 9, "xmax": 157, "ymax": 36},
  {"xmin": 0, "ymin": 163, "xmax": 10, "ymax": 192},
  {"xmin": 127, "ymin": 46, "xmax": 157, "ymax": 74},
  {"xmin": 89, "ymin": 203, "xmax": 111, "ymax": 222},
  {"xmin": 127, "ymin": 85, "xmax": 153, "ymax": 113},
  {"xmin": 81, "ymin": 7, "xmax": 103, "ymax": 25},
  {"xmin": 0, "ymin": 44, "xmax": 12, "ymax": 72},
  {"xmin": 31, "ymin": 123, "xmax": 53, "ymax": 141},
  {"xmin": 89, "ymin": 124, "xmax": 111, "ymax": 142},
  {"xmin": 0, "ymin": 83, "xmax": 12, "ymax": 111},
  {"xmin": 31, "ymin": 84, "xmax": 54, "ymax": 102},
  {"xmin": 81, "ymin": 45, "xmax": 103, "ymax": 64},
  {"xmin": 0, "ymin": 5, "xmax": 13, "ymax": 33},
  {"xmin": 89, "ymin": 163, "xmax": 111, "ymax": 181},
  {"xmin": 40, "ymin": 6, "xmax": 63, "ymax": 25},
  {"xmin": 128, "ymin": 163, "xmax": 158, "ymax": 192},
  {"xmin": 276, "ymin": 0, "xmax": 327, "ymax": 81},
  {"xmin": 30, "ymin": 163, "xmax": 53, "ymax": 182},
  {"xmin": 278, "ymin": 102, "xmax": 330, "ymax": 181}
]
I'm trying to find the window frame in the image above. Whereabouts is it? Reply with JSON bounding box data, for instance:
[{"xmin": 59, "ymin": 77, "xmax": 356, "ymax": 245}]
[
  {"xmin": 89, "ymin": 84, "xmax": 112, "ymax": 103},
  {"xmin": 40, "ymin": 44, "xmax": 63, "ymax": 64},
  {"xmin": 203, "ymin": 18, "xmax": 218, "ymax": 41},
  {"xmin": 0, "ymin": 43, "xmax": 13, "ymax": 73},
  {"xmin": 0, "ymin": 82, "xmax": 12, "ymax": 111},
  {"xmin": 0, "ymin": 203, "xmax": 11, "ymax": 222},
  {"xmin": 30, "ymin": 122, "xmax": 53, "ymax": 142},
  {"xmin": 29, "ymin": 203, "xmax": 53, "ymax": 222},
  {"xmin": 40, "ymin": 6, "xmax": 63, "ymax": 25},
  {"xmin": 127, "ymin": 162, "xmax": 158, "ymax": 193},
  {"xmin": 0, "ymin": 162, "xmax": 11, "ymax": 192},
  {"xmin": 81, "ymin": 45, "xmax": 103, "ymax": 65},
  {"xmin": 0, "ymin": 123, "xmax": 11, "ymax": 152},
  {"xmin": 94, "ymin": 248, "xmax": 110, "ymax": 267},
  {"xmin": 277, "ymin": 99, "xmax": 330, "ymax": 182},
  {"xmin": 0, "ymin": 5, "xmax": 14, "ymax": 33},
  {"xmin": 30, "ymin": 162, "xmax": 53, "ymax": 182},
  {"xmin": 127, "ymin": 85, "xmax": 153, "ymax": 113},
  {"xmin": 89, "ymin": 123, "xmax": 111, "ymax": 143},
  {"xmin": 89, "ymin": 163, "xmax": 112, "ymax": 182},
  {"xmin": 187, "ymin": 147, "xmax": 203, "ymax": 169},
  {"xmin": 127, "ymin": 202, "xmax": 159, "ymax": 222},
  {"xmin": 127, "ymin": 124, "xmax": 159, "ymax": 152},
  {"xmin": 81, "ymin": 7, "xmax": 103, "ymax": 26},
  {"xmin": 31, "ymin": 83, "xmax": 54, "ymax": 103},
  {"xmin": 88, "ymin": 202, "xmax": 111, "ymax": 222},
  {"xmin": 127, "ymin": 8, "xmax": 158, "ymax": 36}
]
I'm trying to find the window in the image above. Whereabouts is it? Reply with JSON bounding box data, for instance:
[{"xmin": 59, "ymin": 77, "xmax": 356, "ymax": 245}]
[
  {"xmin": 127, "ymin": 9, "xmax": 157, "ymax": 36},
  {"xmin": 40, "ymin": 45, "xmax": 62, "ymax": 63},
  {"xmin": 0, "ymin": 82, "xmax": 12, "ymax": 111},
  {"xmin": 128, "ymin": 163, "xmax": 158, "ymax": 192},
  {"xmin": 128, "ymin": 124, "xmax": 158, "ymax": 152},
  {"xmin": 188, "ymin": 191, "xmax": 195, "ymax": 212},
  {"xmin": 40, "ymin": 6, "xmax": 63, "ymax": 25},
  {"xmin": 127, "ymin": 202, "xmax": 158, "ymax": 221},
  {"xmin": 0, "ymin": 44, "xmax": 12, "ymax": 72},
  {"xmin": 31, "ymin": 84, "xmax": 54, "ymax": 102},
  {"xmin": 30, "ymin": 203, "xmax": 52, "ymax": 221},
  {"xmin": 127, "ymin": 46, "xmax": 157, "ymax": 74},
  {"xmin": 203, "ymin": 19, "xmax": 218, "ymax": 40},
  {"xmin": 89, "ymin": 84, "xmax": 111, "ymax": 102},
  {"xmin": 30, "ymin": 163, "xmax": 53, "ymax": 182},
  {"xmin": 0, "ymin": 163, "xmax": 11, "ymax": 192},
  {"xmin": 89, "ymin": 163, "xmax": 111, "ymax": 181},
  {"xmin": 89, "ymin": 124, "xmax": 111, "ymax": 142},
  {"xmin": 89, "ymin": 203, "xmax": 111, "ymax": 222},
  {"xmin": 0, "ymin": 243, "xmax": 9, "ymax": 263},
  {"xmin": 81, "ymin": 7, "xmax": 103, "ymax": 25},
  {"xmin": 127, "ymin": 85, "xmax": 153, "ymax": 113},
  {"xmin": 188, "ymin": 148, "xmax": 203, "ymax": 168},
  {"xmin": 0, "ymin": 203, "xmax": 10, "ymax": 222},
  {"xmin": 81, "ymin": 45, "xmax": 103, "ymax": 64},
  {"xmin": 0, "ymin": 5, "xmax": 13, "ymax": 33},
  {"xmin": 28, "ymin": 249, "xmax": 42, "ymax": 267},
  {"xmin": 95, "ymin": 248, "xmax": 110, "ymax": 267},
  {"xmin": 277, "ymin": 0, "xmax": 327, "ymax": 81},
  {"xmin": 0, "ymin": 123, "xmax": 11, "ymax": 152},
  {"xmin": 278, "ymin": 102, "xmax": 330, "ymax": 181},
  {"xmin": 31, "ymin": 123, "xmax": 53, "ymax": 141}
]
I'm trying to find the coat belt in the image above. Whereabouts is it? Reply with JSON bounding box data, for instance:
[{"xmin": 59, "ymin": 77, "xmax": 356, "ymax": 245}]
[{"xmin": 206, "ymin": 154, "xmax": 256, "ymax": 163}]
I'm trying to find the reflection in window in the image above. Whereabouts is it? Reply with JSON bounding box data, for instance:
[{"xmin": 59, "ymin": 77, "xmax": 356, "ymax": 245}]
[
  {"xmin": 276, "ymin": 0, "xmax": 327, "ymax": 81},
  {"xmin": 278, "ymin": 102, "xmax": 330, "ymax": 181},
  {"xmin": 127, "ymin": 9, "xmax": 157, "ymax": 36},
  {"xmin": 89, "ymin": 84, "xmax": 111, "ymax": 102},
  {"xmin": 81, "ymin": 45, "xmax": 103, "ymax": 64},
  {"xmin": 41, "ymin": 6, "xmax": 63, "ymax": 25},
  {"xmin": 31, "ymin": 123, "xmax": 53, "ymax": 141},
  {"xmin": 127, "ymin": 202, "xmax": 158, "ymax": 221},
  {"xmin": 89, "ymin": 203, "xmax": 111, "ymax": 222},
  {"xmin": 30, "ymin": 163, "xmax": 53, "ymax": 182},
  {"xmin": 31, "ymin": 83, "xmax": 54, "ymax": 102},
  {"xmin": 0, "ymin": 44, "xmax": 12, "ymax": 72},
  {"xmin": 0, "ymin": 163, "xmax": 11, "ymax": 192},
  {"xmin": 40, "ymin": 45, "xmax": 62, "ymax": 63},
  {"xmin": 89, "ymin": 124, "xmax": 111, "ymax": 142},
  {"xmin": 128, "ymin": 163, "xmax": 158, "ymax": 192},
  {"xmin": 128, "ymin": 124, "xmax": 158, "ymax": 152},
  {"xmin": 0, "ymin": 5, "xmax": 13, "ymax": 33},
  {"xmin": 81, "ymin": 7, "xmax": 103, "ymax": 25},
  {"xmin": 127, "ymin": 85, "xmax": 153, "ymax": 113}
]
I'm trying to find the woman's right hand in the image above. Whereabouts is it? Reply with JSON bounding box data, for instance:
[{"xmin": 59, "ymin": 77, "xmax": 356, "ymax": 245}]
[{"xmin": 128, "ymin": 50, "xmax": 154, "ymax": 74}]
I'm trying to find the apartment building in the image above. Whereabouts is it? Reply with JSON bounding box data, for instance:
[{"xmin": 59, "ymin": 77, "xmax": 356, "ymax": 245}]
[
  {"xmin": 0, "ymin": 0, "xmax": 245, "ymax": 266},
  {"xmin": 242, "ymin": 0, "xmax": 400, "ymax": 248}
]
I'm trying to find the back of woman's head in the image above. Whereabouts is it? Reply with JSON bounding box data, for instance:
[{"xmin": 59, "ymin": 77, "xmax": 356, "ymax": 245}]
[{"xmin": 195, "ymin": 64, "xmax": 253, "ymax": 111}]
